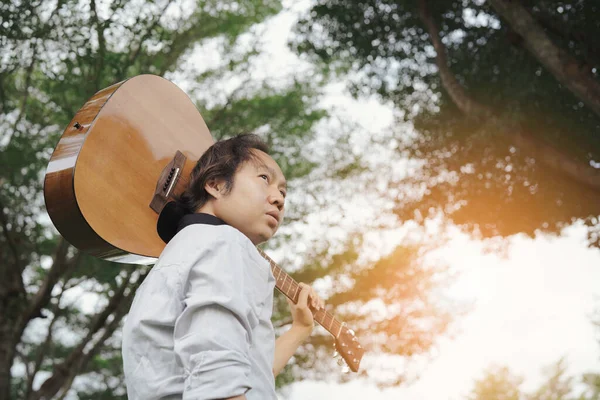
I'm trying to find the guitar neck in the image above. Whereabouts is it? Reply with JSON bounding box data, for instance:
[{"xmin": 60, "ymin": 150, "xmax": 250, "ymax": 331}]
[{"xmin": 257, "ymin": 248, "xmax": 343, "ymax": 338}]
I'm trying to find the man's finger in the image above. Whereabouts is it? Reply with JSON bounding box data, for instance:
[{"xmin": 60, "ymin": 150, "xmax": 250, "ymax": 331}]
[
  {"xmin": 310, "ymin": 289, "xmax": 323, "ymax": 310},
  {"xmin": 310, "ymin": 289, "xmax": 319, "ymax": 308},
  {"xmin": 297, "ymin": 284, "xmax": 310, "ymax": 308}
]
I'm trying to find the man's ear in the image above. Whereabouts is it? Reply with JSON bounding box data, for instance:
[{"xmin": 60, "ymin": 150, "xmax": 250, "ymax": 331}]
[{"xmin": 204, "ymin": 178, "xmax": 224, "ymax": 199}]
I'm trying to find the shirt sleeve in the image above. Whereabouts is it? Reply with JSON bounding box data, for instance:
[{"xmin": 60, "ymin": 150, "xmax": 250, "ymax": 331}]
[{"xmin": 173, "ymin": 235, "xmax": 260, "ymax": 400}]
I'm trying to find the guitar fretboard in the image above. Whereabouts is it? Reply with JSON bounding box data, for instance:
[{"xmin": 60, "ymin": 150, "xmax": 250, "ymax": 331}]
[{"xmin": 256, "ymin": 248, "xmax": 343, "ymax": 338}]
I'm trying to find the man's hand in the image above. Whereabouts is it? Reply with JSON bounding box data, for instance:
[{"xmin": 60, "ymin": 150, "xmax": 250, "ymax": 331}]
[
  {"xmin": 287, "ymin": 283, "xmax": 325, "ymax": 336},
  {"xmin": 273, "ymin": 283, "xmax": 326, "ymax": 377}
]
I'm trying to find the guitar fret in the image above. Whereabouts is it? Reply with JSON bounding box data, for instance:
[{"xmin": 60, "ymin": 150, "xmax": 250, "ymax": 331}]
[
  {"xmin": 275, "ymin": 266, "xmax": 284, "ymax": 286},
  {"xmin": 283, "ymin": 274, "xmax": 290, "ymax": 293},
  {"xmin": 317, "ymin": 310, "xmax": 327, "ymax": 325},
  {"xmin": 285, "ymin": 276, "xmax": 292, "ymax": 296},
  {"xmin": 274, "ymin": 266, "xmax": 281, "ymax": 281}
]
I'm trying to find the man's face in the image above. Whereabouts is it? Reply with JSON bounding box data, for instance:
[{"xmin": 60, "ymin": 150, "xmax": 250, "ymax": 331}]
[{"xmin": 211, "ymin": 150, "xmax": 287, "ymax": 245}]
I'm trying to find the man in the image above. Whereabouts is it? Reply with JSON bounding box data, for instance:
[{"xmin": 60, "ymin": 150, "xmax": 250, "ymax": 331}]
[{"xmin": 122, "ymin": 133, "xmax": 324, "ymax": 399}]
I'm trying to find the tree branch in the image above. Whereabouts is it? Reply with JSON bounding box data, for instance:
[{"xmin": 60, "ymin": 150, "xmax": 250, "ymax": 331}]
[
  {"xmin": 156, "ymin": 17, "xmax": 209, "ymax": 77},
  {"xmin": 125, "ymin": 0, "xmax": 175, "ymax": 73},
  {"xmin": 418, "ymin": 0, "xmax": 491, "ymax": 118},
  {"xmin": 30, "ymin": 267, "xmax": 147, "ymax": 400},
  {"xmin": 14, "ymin": 347, "xmax": 32, "ymax": 392},
  {"xmin": 418, "ymin": 0, "xmax": 600, "ymax": 192},
  {"xmin": 12, "ymin": 38, "xmax": 38, "ymax": 135},
  {"xmin": 22, "ymin": 239, "xmax": 76, "ymax": 326},
  {"xmin": 23, "ymin": 284, "xmax": 67, "ymax": 400},
  {"xmin": 89, "ymin": 0, "xmax": 106, "ymax": 93},
  {"xmin": 205, "ymin": 78, "xmax": 251, "ymax": 130},
  {"xmin": 488, "ymin": 0, "xmax": 600, "ymax": 119},
  {"xmin": 0, "ymin": 196, "xmax": 25, "ymax": 277},
  {"xmin": 530, "ymin": 8, "xmax": 600, "ymax": 68},
  {"xmin": 512, "ymin": 130, "xmax": 600, "ymax": 190},
  {"xmin": 55, "ymin": 286, "xmax": 137, "ymax": 399},
  {"xmin": 0, "ymin": 39, "xmax": 38, "ymax": 188}
]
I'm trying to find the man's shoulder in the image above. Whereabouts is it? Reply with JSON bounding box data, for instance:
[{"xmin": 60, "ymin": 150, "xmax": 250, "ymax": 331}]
[
  {"xmin": 158, "ymin": 223, "xmax": 257, "ymax": 264},
  {"xmin": 172, "ymin": 223, "xmax": 245, "ymax": 247}
]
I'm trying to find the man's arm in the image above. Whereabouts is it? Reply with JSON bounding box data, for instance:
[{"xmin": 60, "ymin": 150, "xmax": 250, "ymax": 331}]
[
  {"xmin": 273, "ymin": 283, "xmax": 324, "ymax": 376},
  {"xmin": 174, "ymin": 237, "xmax": 257, "ymax": 400}
]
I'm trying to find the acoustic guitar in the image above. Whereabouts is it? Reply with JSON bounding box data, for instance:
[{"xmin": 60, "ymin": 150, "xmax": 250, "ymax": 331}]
[{"xmin": 43, "ymin": 74, "xmax": 364, "ymax": 373}]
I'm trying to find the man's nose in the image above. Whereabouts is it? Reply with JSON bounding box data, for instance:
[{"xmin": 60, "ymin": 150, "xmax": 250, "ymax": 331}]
[{"xmin": 269, "ymin": 191, "xmax": 284, "ymax": 208}]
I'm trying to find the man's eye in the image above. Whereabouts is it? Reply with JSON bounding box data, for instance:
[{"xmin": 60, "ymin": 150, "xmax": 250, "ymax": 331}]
[
  {"xmin": 260, "ymin": 174, "xmax": 269, "ymax": 181},
  {"xmin": 280, "ymin": 191, "xmax": 286, "ymax": 198}
]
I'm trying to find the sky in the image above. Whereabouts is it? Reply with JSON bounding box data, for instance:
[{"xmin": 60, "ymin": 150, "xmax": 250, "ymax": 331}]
[{"xmin": 179, "ymin": 1, "xmax": 600, "ymax": 399}]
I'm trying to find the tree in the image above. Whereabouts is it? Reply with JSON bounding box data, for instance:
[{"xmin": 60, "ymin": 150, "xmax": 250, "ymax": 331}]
[
  {"xmin": 1, "ymin": 0, "xmax": 453, "ymax": 398},
  {"xmin": 468, "ymin": 365, "xmax": 524, "ymax": 400},
  {"xmin": 293, "ymin": 0, "xmax": 600, "ymax": 242},
  {"xmin": 529, "ymin": 359, "xmax": 575, "ymax": 400},
  {"xmin": 465, "ymin": 310, "xmax": 600, "ymax": 400},
  {"xmin": 577, "ymin": 310, "xmax": 600, "ymax": 400},
  {"xmin": 466, "ymin": 359, "xmax": 600, "ymax": 400}
]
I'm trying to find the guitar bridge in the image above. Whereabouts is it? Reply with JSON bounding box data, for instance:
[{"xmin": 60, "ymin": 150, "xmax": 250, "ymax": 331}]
[{"xmin": 149, "ymin": 150, "xmax": 187, "ymax": 213}]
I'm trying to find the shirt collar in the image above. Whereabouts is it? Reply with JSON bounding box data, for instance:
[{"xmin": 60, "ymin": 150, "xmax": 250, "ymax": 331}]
[
  {"xmin": 157, "ymin": 201, "xmax": 227, "ymax": 244},
  {"xmin": 177, "ymin": 213, "xmax": 227, "ymax": 233}
]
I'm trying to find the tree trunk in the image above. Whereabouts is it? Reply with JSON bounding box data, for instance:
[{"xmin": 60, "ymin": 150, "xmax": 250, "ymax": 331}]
[
  {"xmin": 0, "ymin": 297, "xmax": 22, "ymax": 400},
  {"xmin": 0, "ymin": 202, "xmax": 27, "ymax": 400},
  {"xmin": 489, "ymin": 0, "xmax": 600, "ymax": 119}
]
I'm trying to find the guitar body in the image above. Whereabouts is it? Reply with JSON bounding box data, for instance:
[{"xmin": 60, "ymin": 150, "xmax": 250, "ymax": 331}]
[{"xmin": 43, "ymin": 75, "xmax": 214, "ymax": 264}]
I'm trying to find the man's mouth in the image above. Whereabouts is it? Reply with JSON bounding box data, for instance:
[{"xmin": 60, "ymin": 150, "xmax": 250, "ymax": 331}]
[{"xmin": 266, "ymin": 213, "xmax": 278, "ymax": 225}]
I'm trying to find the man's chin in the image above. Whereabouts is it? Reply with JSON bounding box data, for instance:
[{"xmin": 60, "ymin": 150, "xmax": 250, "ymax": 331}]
[{"xmin": 256, "ymin": 230, "xmax": 275, "ymax": 245}]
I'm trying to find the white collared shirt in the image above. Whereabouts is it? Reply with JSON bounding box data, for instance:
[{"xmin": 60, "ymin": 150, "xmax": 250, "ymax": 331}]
[{"xmin": 122, "ymin": 222, "xmax": 277, "ymax": 399}]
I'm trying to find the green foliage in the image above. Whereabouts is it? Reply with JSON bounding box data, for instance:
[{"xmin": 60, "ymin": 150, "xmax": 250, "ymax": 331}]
[
  {"xmin": 0, "ymin": 0, "xmax": 331, "ymax": 398},
  {"xmin": 580, "ymin": 373, "xmax": 600, "ymax": 400},
  {"xmin": 293, "ymin": 0, "xmax": 600, "ymax": 240},
  {"xmin": 203, "ymin": 79, "xmax": 328, "ymax": 180},
  {"xmin": 466, "ymin": 358, "xmax": 600, "ymax": 400},
  {"xmin": 468, "ymin": 365, "xmax": 524, "ymax": 400},
  {"xmin": 529, "ymin": 359, "xmax": 574, "ymax": 400},
  {"xmin": 0, "ymin": 0, "xmax": 458, "ymax": 398}
]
